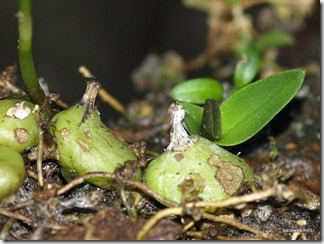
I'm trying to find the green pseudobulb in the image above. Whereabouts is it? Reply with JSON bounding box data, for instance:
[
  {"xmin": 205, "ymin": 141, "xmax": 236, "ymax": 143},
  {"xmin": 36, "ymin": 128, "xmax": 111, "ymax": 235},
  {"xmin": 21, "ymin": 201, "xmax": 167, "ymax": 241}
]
[
  {"xmin": 0, "ymin": 99, "xmax": 38, "ymax": 153},
  {"xmin": 0, "ymin": 145, "xmax": 26, "ymax": 200},
  {"xmin": 145, "ymin": 103, "xmax": 254, "ymax": 208},
  {"xmin": 50, "ymin": 80, "xmax": 140, "ymax": 189}
]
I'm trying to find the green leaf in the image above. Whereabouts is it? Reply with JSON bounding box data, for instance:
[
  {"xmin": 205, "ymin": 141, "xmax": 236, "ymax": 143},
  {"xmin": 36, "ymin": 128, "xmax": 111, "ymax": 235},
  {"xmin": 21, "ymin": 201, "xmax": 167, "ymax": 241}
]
[
  {"xmin": 170, "ymin": 78, "xmax": 223, "ymax": 105},
  {"xmin": 200, "ymin": 99, "xmax": 221, "ymax": 141},
  {"xmin": 225, "ymin": 0, "xmax": 242, "ymax": 5},
  {"xmin": 234, "ymin": 45, "xmax": 261, "ymax": 89},
  {"xmin": 216, "ymin": 69, "xmax": 305, "ymax": 146},
  {"xmin": 256, "ymin": 30, "xmax": 295, "ymax": 51},
  {"xmin": 180, "ymin": 102, "xmax": 203, "ymax": 135}
]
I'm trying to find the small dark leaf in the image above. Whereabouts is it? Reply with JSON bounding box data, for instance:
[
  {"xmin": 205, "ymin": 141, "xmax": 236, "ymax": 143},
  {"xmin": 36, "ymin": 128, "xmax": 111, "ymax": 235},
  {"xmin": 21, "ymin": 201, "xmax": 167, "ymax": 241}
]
[{"xmin": 200, "ymin": 99, "xmax": 221, "ymax": 141}]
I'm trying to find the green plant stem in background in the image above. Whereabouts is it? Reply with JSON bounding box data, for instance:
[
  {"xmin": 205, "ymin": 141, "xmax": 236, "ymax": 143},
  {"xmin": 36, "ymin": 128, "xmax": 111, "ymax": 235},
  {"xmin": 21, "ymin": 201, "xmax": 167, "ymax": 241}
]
[{"xmin": 17, "ymin": 0, "xmax": 54, "ymax": 119}]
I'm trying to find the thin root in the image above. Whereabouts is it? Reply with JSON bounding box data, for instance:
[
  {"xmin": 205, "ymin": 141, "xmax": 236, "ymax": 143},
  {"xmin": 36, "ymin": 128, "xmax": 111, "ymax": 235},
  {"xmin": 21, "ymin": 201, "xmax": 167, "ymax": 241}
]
[
  {"xmin": 137, "ymin": 207, "xmax": 183, "ymax": 240},
  {"xmin": 33, "ymin": 105, "xmax": 44, "ymax": 187},
  {"xmin": 0, "ymin": 209, "xmax": 31, "ymax": 223},
  {"xmin": 136, "ymin": 188, "xmax": 276, "ymax": 240},
  {"xmin": 57, "ymin": 172, "xmax": 115, "ymax": 196}
]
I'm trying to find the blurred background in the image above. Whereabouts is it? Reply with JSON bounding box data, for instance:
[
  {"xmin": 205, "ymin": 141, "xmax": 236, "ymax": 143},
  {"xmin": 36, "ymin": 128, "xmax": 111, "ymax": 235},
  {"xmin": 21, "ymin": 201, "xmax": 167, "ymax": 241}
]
[
  {"xmin": 0, "ymin": 0, "xmax": 320, "ymax": 121},
  {"xmin": 1, "ymin": 0, "xmax": 207, "ymax": 111}
]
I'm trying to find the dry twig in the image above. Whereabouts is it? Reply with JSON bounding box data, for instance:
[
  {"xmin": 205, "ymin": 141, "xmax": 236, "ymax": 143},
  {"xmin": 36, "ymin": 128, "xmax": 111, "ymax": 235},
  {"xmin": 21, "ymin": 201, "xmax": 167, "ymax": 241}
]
[{"xmin": 78, "ymin": 65, "xmax": 127, "ymax": 116}]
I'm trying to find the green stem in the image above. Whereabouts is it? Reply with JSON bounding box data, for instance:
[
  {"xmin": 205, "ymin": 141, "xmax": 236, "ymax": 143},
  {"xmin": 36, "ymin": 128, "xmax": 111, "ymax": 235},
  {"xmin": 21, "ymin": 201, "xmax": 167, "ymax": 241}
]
[{"xmin": 17, "ymin": 0, "xmax": 54, "ymax": 119}]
